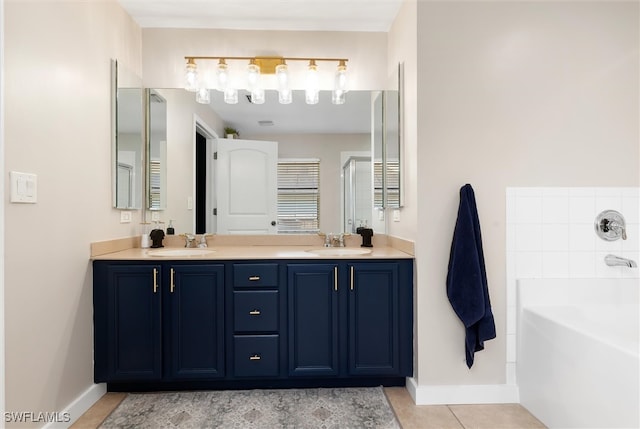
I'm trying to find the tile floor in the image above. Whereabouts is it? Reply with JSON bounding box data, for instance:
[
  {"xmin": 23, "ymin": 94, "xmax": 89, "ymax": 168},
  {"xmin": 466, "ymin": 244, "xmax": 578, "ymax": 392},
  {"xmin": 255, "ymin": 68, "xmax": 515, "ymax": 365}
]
[{"xmin": 71, "ymin": 387, "xmax": 547, "ymax": 428}]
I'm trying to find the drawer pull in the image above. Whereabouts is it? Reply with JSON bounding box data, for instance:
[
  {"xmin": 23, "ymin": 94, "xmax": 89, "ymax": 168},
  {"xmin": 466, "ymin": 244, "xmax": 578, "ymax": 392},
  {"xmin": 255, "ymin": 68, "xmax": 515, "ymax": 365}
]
[
  {"xmin": 249, "ymin": 309, "xmax": 261, "ymax": 315},
  {"xmin": 170, "ymin": 268, "xmax": 175, "ymax": 293},
  {"xmin": 153, "ymin": 268, "xmax": 158, "ymax": 293},
  {"xmin": 350, "ymin": 265, "xmax": 354, "ymax": 291},
  {"xmin": 249, "ymin": 354, "xmax": 261, "ymax": 361},
  {"xmin": 249, "ymin": 276, "xmax": 260, "ymax": 281}
]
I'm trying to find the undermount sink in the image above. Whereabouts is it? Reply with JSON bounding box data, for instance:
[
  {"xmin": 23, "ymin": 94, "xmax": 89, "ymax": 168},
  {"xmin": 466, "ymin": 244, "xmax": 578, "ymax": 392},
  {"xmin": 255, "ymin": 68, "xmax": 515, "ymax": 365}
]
[
  {"xmin": 146, "ymin": 248, "xmax": 216, "ymax": 257},
  {"xmin": 305, "ymin": 248, "xmax": 372, "ymax": 256}
]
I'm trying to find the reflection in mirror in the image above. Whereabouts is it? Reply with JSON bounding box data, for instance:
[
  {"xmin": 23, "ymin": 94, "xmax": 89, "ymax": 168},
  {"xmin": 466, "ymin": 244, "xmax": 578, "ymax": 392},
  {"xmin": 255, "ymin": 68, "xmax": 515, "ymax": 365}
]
[
  {"xmin": 342, "ymin": 156, "xmax": 372, "ymax": 233},
  {"xmin": 372, "ymin": 91, "xmax": 384, "ymax": 209},
  {"xmin": 112, "ymin": 59, "xmax": 143, "ymax": 209},
  {"xmin": 147, "ymin": 89, "xmax": 167, "ymax": 210},
  {"xmin": 384, "ymin": 89, "xmax": 400, "ymax": 208},
  {"xmin": 149, "ymin": 89, "xmax": 398, "ymax": 235}
]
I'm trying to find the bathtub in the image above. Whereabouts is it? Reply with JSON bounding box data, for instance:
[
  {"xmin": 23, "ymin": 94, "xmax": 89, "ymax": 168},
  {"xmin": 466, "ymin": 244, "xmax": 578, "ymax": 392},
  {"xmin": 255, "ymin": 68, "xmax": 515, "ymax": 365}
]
[{"xmin": 517, "ymin": 278, "xmax": 639, "ymax": 429}]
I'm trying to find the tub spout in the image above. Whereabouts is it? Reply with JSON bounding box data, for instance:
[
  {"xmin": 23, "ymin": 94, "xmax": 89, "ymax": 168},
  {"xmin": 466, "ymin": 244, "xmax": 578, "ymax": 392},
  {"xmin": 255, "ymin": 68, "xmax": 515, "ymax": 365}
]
[{"xmin": 604, "ymin": 254, "xmax": 637, "ymax": 268}]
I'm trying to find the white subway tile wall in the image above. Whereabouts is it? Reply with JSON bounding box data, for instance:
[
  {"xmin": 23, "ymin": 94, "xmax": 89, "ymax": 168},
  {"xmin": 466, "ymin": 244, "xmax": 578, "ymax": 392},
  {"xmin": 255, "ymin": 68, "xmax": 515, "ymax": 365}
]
[{"xmin": 505, "ymin": 187, "xmax": 639, "ymax": 384}]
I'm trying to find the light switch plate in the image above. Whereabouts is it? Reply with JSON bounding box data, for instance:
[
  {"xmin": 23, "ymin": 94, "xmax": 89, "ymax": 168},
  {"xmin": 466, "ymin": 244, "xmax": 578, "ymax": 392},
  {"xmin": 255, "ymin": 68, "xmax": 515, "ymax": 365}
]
[
  {"xmin": 10, "ymin": 171, "xmax": 37, "ymax": 203},
  {"xmin": 393, "ymin": 209, "xmax": 400, "ymax": 222},
  {"xmin": 151, "ymin": 211, "xmax": 160, "ymax": 221},
  {"xmin": 120, "ymin": 211, "xmax": 132, "ymax": 223}
]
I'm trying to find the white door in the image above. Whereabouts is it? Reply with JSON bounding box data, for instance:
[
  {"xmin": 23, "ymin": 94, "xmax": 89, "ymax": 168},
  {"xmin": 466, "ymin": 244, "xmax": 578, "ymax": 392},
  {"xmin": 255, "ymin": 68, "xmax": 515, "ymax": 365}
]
[{"xmin": 216, "ymin": 139, "xmax": 278, "ymax": 234}]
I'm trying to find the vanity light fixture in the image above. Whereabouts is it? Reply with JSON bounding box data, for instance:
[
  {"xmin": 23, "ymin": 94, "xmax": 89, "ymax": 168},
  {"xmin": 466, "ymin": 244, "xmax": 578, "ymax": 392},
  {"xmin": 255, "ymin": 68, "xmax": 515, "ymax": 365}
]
[
  {"xmin": 185, "ymin": 58, "xmax": 198, "ymax": 92},
  {"xmin": 305, "ymin": 60, "xmax": 319, "ymax": 105},
  {"xmin": 275, "ymin": 60, "xmax": 292, "ymax": 104},
  {"xmin": 184, "ymin": 56, "xmax": 349, "ymax": 105}
]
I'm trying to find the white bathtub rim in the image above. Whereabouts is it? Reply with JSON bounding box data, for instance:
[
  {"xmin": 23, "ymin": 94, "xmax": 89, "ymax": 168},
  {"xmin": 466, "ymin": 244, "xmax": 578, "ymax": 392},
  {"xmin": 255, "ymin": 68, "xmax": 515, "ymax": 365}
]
[{"xmin": 522, "ymin": 305, "xmax": 639, "ymax": 359}]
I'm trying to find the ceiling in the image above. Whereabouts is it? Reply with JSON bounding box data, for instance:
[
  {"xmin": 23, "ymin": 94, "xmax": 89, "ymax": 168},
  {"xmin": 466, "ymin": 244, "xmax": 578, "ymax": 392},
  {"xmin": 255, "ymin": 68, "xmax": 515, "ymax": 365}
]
[
  {"xmin": 117, "ymin": 0, "xmax": 404, "ymax": 32},
  {"xmin": 117, "ymin": 0, "xmax": 400, "ymax": 134}
]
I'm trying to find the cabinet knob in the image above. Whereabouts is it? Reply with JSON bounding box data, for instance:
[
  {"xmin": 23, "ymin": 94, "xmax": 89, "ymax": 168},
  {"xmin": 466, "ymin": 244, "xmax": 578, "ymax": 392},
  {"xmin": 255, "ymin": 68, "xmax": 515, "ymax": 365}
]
[
  {"xmin": 249, "ymin": 309, "xmax": 261, "ymax": 315},
  {"xmin": 249, "ymin": 354, "xmax": 261, "ymax": 361}
]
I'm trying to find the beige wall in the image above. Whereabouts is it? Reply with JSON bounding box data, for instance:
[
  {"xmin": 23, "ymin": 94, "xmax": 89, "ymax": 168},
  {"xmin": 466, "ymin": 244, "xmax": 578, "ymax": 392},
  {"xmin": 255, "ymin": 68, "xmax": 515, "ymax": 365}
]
[
  {"xmin": 4, "ymin": 0, "xmax": 141, "ymax": 424},
  {"xmin": 413, "ymin": 0, "xmax": 638, "ymax": 387},
  {"xmin": 141, "ymin": 28, "xmax": 388, "ymax": 91}
]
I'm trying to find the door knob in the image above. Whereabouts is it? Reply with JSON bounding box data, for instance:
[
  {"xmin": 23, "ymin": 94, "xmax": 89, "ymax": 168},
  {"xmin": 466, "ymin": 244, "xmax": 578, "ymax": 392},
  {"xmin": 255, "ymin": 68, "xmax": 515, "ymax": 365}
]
[{"xmin": 271, "ymin": 221, "xmax": 276, "ymax": 226}]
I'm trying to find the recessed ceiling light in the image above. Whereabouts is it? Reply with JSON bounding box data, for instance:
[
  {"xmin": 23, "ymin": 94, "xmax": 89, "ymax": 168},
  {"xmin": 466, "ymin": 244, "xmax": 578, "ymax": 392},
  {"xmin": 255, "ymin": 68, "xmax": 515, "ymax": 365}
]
[{"xmin": 258, "ymin": 120, "xmax": 274, "ymax": 127}]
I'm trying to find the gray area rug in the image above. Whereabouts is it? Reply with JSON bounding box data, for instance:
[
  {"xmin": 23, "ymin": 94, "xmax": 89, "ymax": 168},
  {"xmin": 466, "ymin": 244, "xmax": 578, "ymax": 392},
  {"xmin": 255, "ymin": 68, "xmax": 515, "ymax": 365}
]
[{"xmin": 100, "ymin": 387, "xmax": 400, "ymax": 429}]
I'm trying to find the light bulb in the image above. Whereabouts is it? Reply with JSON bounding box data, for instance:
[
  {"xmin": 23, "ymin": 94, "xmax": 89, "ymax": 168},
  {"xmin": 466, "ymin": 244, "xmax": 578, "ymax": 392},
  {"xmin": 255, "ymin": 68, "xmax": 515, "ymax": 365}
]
[
  {"xmin": 185, "ymin": 59, "xmax": 198, "ymax": 92},
  {"xmin": 305, "ymin": 60, "xmax": 319, "ymax": 105}
]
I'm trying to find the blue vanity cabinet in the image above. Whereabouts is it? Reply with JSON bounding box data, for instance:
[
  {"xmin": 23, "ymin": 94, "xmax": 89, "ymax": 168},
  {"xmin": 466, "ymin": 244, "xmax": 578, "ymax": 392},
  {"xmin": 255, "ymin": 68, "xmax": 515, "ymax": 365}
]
[
  {"xmin": 93, "ymin": 263, "xmax": 162, "ymax": 382},
  {"xmin": 231, "ymin": 263, "xmax": 282, "ymax": 378},
  {"xmin": 167, "ymin": 264, "xmax": 225, "ymax": 379},
  {"xmin": 287, "ymin": 264, "xmax": 340, "ymax": 376},
  {"xmin": 94, "ymin": 257, "xmax": 412, "ymax": 388},
  {"xmin": 348, "ymin": 262, "xmax": 402, "ymax": 375},
  {"xmin": 287, "ymin": 260, "xmax": 413, "ymax": 379},
  {"xmin": 93, "ymin": 261, "xmax": 226, "ymax": 383}
]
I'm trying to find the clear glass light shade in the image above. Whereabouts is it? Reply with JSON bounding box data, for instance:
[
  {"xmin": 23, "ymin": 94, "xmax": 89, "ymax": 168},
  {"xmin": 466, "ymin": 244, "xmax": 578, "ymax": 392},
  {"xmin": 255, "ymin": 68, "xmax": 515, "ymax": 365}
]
[
  {"xmin": 251, "ymin": 88, "xmax": 265, "ymax": 105},
  {"xmin": 247, "ymin": 62, "xmax": 260, "ymax": 91},
  {"xmin": 196, "ymin": 88, "xmax": 210, "ymax": 104},
  {"xmin": 305, "ymin": 63, "xmax": 319, "ymax": 105},
  {"xmin": 275, "ymin": 63, "xmax": 292, "ymax": 104},
  {"xmin": 279, "ymin": 89, "xmax": 292, "ymax": 104},
  {"xmin": 185, "ymin": 62, "xmax": 198, "ymax": 92},
  {"xmin": 332, "ymin": 63, "xmax": 348, "ymax": 105},
  {"xmin": 332, "ymin": 90, "xmax": 346, "ymax": 105},
  {"xmin": 224, "ymin": 88, "xmax": 238, "ymax": 104},
  {"xmin": 216, "ymin": 61, "xmax": 229, "ymax": 91}
]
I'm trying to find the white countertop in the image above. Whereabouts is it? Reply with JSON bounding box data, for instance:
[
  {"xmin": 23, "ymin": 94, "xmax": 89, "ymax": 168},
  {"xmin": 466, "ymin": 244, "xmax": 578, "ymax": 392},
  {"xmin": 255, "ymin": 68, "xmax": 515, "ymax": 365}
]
[{"xmin": 92, "ymin": 245, "xmax": 413, "ymax": 261}]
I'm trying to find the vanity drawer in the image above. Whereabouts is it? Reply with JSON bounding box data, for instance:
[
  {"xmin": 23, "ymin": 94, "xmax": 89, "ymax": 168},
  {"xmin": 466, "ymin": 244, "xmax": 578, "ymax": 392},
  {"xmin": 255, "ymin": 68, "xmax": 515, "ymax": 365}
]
[
  {"xmin": 233, "ymin": 335, "xmax": 279, "ymax": 377},
  {"xmin": 233, "ymin": 264, "xmax": 278, "ymax": 288},
  {"xmin": 234, "ymin": 291, "xmax": 278, "ymax": 332}
]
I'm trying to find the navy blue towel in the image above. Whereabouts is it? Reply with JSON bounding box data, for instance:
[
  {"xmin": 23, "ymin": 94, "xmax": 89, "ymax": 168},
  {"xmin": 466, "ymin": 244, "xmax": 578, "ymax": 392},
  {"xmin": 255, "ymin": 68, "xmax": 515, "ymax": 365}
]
[{"xmin": 446, "ymin": 184, "xmax": 496, "ymax": 368}]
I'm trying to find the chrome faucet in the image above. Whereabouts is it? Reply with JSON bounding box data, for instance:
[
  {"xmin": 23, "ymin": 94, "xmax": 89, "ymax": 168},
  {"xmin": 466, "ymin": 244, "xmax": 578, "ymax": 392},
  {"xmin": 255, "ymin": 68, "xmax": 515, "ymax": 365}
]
[
  {"xmin": 198, "ymin": 234, "xmax": 212, "ymax": 248},
  {"xmin": 318, "ymin": 232, "xmax": 350, "ymax": 247},
  {"xmin": 183, "ymin": 233, "xmax": 196, "ymax": 248},
  {"xmin": 604, "ymin": 254, "xmax": 637, "ymax": 268}
]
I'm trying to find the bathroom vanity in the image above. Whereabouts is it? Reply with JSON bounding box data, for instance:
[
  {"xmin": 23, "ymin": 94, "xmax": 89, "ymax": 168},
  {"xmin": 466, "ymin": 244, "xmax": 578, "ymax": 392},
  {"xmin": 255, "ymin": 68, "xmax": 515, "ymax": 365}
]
[{"xmin": 92, "ymin": 246, "xmax": 413, "ymax": 391}]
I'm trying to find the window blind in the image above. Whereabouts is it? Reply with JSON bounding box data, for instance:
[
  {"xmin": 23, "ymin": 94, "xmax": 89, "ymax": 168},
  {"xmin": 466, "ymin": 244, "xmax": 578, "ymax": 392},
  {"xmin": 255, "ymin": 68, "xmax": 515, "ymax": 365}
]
[
  {"xmin": 148, "ymin": 159, "xmax": 162, "ymax": 209},
  {"xmin": 277, "ymin": 160, "xmax": 320, "ymax": 234}
]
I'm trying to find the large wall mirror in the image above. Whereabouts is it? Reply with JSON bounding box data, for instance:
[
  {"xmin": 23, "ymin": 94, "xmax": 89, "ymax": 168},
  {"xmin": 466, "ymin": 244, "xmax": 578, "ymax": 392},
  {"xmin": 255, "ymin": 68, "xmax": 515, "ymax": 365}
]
[
  {"xmin": 112, "ymin": 81, "xmax": 401, "ymax": 234},
  {"xmin": 145, "ymin": 88, "xmax": 400, "ymax": 235},
  {"xmin": 111, "ymin": 60, "xmax": 143, "ymax": 209}
]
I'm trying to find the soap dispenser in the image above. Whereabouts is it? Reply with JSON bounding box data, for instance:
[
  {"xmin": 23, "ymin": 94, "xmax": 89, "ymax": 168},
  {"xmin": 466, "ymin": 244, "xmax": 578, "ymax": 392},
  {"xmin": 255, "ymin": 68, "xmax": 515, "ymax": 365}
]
[
  {"xmin": 356, "ymin": 226, "xmax": 374, "ymax": 247},
  {"xmin": 149, "ymin": 221, "xmax": 165, "ymax": 248},
  {"xmin": 167, "ymin": 220, "xmax": 175, "ymax": 235}
]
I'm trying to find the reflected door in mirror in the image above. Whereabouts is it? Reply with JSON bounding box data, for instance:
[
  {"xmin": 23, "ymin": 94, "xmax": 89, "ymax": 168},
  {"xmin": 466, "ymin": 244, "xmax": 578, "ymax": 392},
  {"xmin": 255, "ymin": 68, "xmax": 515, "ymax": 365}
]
[{"xmin": 216, "ymin": 139, "xmax": 278, "ymax": 234}]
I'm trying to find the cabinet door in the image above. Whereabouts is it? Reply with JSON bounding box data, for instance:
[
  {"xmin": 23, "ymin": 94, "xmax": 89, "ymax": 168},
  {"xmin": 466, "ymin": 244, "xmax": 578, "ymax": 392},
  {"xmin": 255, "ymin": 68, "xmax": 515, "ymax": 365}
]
[
  {"xmin": 348, "ymin": 263, "xmax": 400, "ymax": 375},
  {"xmin": 287, "ymin": 264, "xmax": 339, "ymax": 376},
  {"xmin": 106, "ymin": 264, "xmax": 162, "ymax": 381},
  {"xmin": 169, "ymin": 264, "xmax": 225, "ymax": 379}
]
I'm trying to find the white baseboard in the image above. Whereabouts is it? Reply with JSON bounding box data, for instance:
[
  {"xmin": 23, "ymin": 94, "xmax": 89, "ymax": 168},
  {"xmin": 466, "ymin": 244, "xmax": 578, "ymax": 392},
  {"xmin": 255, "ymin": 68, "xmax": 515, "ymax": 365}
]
[
  {"xmin": 406, "ymin": 377, "xmax": 520, "ymax": 405},
  {"xmin": 42, "ymin": 383, "xmax": 106, "ymax": 429}
]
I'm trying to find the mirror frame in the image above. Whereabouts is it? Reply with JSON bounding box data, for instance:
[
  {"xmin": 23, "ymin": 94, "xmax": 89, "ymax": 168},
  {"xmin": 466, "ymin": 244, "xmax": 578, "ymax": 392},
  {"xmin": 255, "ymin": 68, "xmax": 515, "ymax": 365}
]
[{"xmin": 112, "ymin": 59, "xmax": 144, "ymax": 210}]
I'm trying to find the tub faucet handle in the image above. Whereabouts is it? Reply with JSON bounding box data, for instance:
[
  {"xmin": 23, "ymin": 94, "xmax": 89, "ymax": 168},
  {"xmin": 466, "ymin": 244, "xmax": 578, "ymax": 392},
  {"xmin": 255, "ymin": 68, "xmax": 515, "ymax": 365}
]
[{"xmin": 595, "ymin": 210, "xmax": 628, "ymax": 241}]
